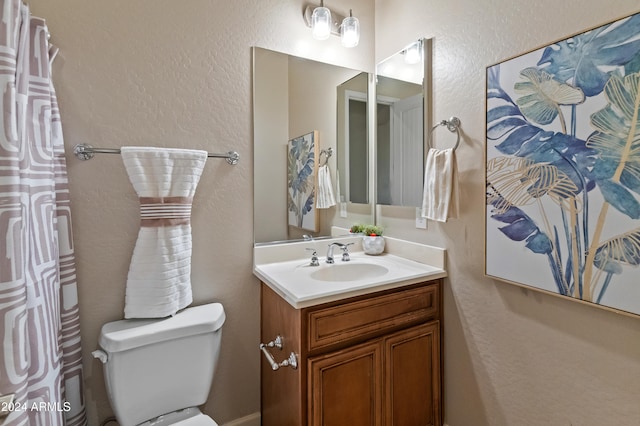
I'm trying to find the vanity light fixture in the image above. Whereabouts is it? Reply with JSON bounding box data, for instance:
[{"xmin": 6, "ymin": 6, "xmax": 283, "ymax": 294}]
[
  {"xmin": 340, "ymin": 9, "xmax": 359, "ymax": 47},
  {"xmin": 403, "ymin": 40, "xmax": 422, "ymax": 64},
  {"xmin": 311, "ymin": 0, "xmax": 332, "ymax": 40},
  {"xmin": 303, "ymin": 2, "xmax": 359, "ymax": 48}
]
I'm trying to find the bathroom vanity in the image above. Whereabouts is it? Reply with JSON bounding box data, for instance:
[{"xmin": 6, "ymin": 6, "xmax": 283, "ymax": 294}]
[{"xmin": 254, "ymin": 237, "xmax": 446, "ymax": 426}]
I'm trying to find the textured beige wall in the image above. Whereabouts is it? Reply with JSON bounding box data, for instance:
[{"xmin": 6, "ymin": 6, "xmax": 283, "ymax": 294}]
[
  {"xmin": 26, "ymin": 1, "xmax": 374, "ymax": 424},
  {"xmin": 375, "ymin": 1, "xmax": 640, "ymax": 425}
]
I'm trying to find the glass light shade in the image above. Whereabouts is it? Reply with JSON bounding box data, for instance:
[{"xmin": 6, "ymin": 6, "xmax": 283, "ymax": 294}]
[
  {"xmin": 341, "ymin": 15, "xmax": 360, "ymax": 47},
  {"xmin": 311, "ymin": 6, "xmax": 332, "ymax": 40},
  {"xmin": 404, "ymin": 41, "xmax": 422, "ymax": 64}
]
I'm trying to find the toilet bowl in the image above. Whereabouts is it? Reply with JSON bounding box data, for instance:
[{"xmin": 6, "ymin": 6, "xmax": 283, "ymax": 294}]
[{"xmin": 92, "ymin": 303, "xmax": 225, "ymax": 426}]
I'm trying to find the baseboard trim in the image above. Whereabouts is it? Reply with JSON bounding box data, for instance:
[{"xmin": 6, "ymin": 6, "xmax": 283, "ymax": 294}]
[{"xmin": 221, "ymin": 412, "xmax": 261, "ymax": 426}]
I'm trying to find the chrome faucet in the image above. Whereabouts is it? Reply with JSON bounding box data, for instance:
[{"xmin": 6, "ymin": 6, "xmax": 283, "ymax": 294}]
[{"xmin": 326, "ymin": 242, "xmax": 353, "ymax": 264}]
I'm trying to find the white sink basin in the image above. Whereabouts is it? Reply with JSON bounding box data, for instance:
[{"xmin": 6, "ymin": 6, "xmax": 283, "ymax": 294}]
[
  {"xmin": 311, "ymin": 263, "xmax": 389, "ymax": 282},
  {"xmin": 254, "ymin": 246, "xmax": 447, "ymax": 308}
]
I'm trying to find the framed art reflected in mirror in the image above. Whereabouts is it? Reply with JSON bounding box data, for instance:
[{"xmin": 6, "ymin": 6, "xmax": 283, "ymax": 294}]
[{"xmin": 287, "ymin": 131, "xmax": 320, "ymax": 233}]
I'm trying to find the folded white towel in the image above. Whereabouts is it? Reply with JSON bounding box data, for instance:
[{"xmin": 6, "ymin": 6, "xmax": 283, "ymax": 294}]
[
  {"xmin": 121, "ymin": 146, "xmax": 207, "ymax": 318},
  {"xmin": 316, "ymin": 164, "xmax": 336, "ymax": 209},
  {"xmin": 421, "ymin": 148, "xmax": 458, "ymax": 222}
]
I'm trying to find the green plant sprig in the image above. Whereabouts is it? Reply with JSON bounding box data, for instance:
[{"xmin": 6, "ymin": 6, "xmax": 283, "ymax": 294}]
[{"xmin": 350, "ymin": 224, "xmax": 383, "ymax": 236}]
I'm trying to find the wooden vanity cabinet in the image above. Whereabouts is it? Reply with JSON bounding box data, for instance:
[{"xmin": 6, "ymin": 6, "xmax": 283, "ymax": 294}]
[{"xmin": 260, "ymin": 279, "xmax": 442, "ymax": 426}]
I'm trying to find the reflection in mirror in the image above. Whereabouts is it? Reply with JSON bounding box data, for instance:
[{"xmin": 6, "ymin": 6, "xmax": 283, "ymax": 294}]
[
  {"xmin": 376, "ymin": 39, "xmax": 426, "ymax": 207},
  {"xmin": 253, "ymin": 47, "xmax": 374, "ymax": 244},
  {"xmin": 337, "ymin": 72, "xmax": 368, "ymax": 204}
]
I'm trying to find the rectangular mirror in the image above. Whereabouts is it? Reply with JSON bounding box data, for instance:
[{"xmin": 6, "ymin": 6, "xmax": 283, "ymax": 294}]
[
  {"xmin": 375, "ymin": 38, "xmax": 429, "ymax": 208},
  {"xmin": 253, "ymin": 47, "xmax": 374, "ymax": 244}
]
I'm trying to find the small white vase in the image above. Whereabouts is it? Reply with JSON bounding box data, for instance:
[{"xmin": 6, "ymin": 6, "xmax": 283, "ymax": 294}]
[{"xmin": 362, "ymin": 236, "xmax": 385, "ymax": 255}]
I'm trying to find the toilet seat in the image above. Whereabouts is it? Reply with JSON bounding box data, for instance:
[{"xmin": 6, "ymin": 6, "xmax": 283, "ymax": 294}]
[
  {"xmin": 138, "ymin": 408, "xmax": 218, "ymax": 426},
  {"xmin": 171, "ymin": 413, "xmax": 218, "ymax": 426}
]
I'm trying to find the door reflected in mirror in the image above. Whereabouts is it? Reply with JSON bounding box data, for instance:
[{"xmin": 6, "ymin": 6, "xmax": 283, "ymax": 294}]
[{"xmin": 376, "ymin": 39, "xmax": 426, "ymax": 207}]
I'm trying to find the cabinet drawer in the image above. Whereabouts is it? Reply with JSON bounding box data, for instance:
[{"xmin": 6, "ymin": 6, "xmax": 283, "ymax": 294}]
[{"xmin": 307, "ymin": 282, "xmax": 439, "ymax": 352}]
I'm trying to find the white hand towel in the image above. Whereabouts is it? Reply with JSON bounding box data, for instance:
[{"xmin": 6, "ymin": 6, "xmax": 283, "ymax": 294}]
[
  {"xmin": 421, "ymin": 148, "xmax": 458, "ymax": 222},
  {"xmin": 316, "ymin": 164, "xmax": 337, "ymax": 209},
  {"xmin": 121, "ymin": 146, "xmax": 207, "ymax": 318}
]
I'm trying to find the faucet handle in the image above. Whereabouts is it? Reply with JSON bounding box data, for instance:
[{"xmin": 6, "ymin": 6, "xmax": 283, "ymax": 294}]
[
  {"xmin": 305, "ymin": 248, "xmax": 319, "ymax": 266},
  {"xmin": 340, "ymin": 243, "xmax": 354, "ymax": 262}
]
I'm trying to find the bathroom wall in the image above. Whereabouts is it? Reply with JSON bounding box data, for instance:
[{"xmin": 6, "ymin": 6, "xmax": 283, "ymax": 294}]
[
  {"xmin": 375, "ymin": 1, "xmax": 640, "ymax": 425},
  {"xmin": 26, "ymin": 1, "xmax": 374, "ymax": 424}
]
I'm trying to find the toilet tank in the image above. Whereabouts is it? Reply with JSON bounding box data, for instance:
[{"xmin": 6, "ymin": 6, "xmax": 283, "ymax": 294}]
[{"xmin": 96, "ymin": 303, "xmax": 225, "ymax": 426}]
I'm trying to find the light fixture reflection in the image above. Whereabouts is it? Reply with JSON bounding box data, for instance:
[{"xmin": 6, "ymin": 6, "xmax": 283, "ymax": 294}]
[
  {"xmin": 404, "ymin": 40, "xmax": 422, "ymax": 64},
  {"xmin": 340, "ymin": 9, "xmax": 359, "ymax": 48},
  {"xmin": 311, "ymin": 1, "xmax": 332, "ymax": 40}
]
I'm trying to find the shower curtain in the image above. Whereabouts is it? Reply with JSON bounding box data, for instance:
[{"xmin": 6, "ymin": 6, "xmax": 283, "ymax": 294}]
[{"xmin": 0, "ymin": 1, "xmax": 87, "ymax": 425}]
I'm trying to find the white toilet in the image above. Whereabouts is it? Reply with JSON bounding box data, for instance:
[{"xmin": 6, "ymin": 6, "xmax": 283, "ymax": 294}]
[{"xmin": 92, "ymin": 303, "xmax": 225, "ymax": 426}]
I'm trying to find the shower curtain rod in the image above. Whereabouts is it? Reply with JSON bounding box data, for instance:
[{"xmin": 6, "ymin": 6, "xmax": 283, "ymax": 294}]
[{"xmin": 72, "ymin": 143, "xmax": 240, "ymax": 165}]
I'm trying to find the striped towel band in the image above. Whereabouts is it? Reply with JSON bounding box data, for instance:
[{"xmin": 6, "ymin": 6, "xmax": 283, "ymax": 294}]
[{"xmin": 139, "ymin": 196, "xmax": 193, "ymax": 227}]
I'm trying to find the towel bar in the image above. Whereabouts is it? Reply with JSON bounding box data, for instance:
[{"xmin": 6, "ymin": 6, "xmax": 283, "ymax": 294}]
[
  {"xmin": 259, "ymin": 335, "xmax": 298, "ymax": 371},
  {"xmin": 72, "ymin": 143, "xmax": 240, "ymax": 165}
]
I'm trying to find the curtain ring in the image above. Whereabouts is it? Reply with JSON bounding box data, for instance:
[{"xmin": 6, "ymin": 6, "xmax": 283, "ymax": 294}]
[{"xmin": 427, "ymin": 116, "xmax": 461, "ymax": 151}]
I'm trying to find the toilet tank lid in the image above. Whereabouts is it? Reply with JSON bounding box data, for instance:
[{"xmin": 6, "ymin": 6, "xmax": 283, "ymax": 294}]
[{"xmin": 99, "ymin": 303, "xmax": 225, "ymax": 353}]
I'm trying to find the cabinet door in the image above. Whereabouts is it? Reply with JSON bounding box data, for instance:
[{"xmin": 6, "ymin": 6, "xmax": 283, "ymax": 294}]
[
  {"xmin": 384, "ymin": 321, "xmax": 441, "ymax": 426},
  {"xmin": 308, "ymin": 340, "xmax": 383, "ymax": 426}
]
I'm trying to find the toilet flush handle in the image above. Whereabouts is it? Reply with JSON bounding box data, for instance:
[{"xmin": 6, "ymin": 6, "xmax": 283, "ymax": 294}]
[{"xmin": 92, "ymin": 350, "xmax": 108, "ymax": 364}]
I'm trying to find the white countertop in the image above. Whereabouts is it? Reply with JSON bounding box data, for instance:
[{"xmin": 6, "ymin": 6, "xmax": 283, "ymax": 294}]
[{"xmin": 254, "ymin": 237, "xmax": 447, "ymax": 308}]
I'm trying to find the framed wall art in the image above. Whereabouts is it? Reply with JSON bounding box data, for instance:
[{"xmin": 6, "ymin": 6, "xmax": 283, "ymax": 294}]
[
  {"xmin": 287, "ymin": 130, "xmax": 319, "ymax": 232},
  {"xmin": 485, "ymin": 11, "xmax": 640, "ymax": 316}
]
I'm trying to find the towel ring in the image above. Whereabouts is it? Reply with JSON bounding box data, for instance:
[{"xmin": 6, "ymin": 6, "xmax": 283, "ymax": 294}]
[
  {"xmin": 427, "ymin": 117, "xmax": 461, "ymax": 151},
  {"xmin": 319, "ymin": 147, "xmax": 333, "ymax": 167}
]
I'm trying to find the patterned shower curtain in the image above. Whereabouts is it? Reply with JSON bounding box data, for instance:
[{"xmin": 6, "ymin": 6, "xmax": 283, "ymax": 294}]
[{"xmin": 0, "ymin": 1, "xmax": 87, "ymax": 425}]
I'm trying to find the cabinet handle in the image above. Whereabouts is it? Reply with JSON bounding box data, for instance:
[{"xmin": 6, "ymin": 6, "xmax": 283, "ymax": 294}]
[{"xmin": 259, "ymin": 335, "xmax": 298, "ymax": 371}]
